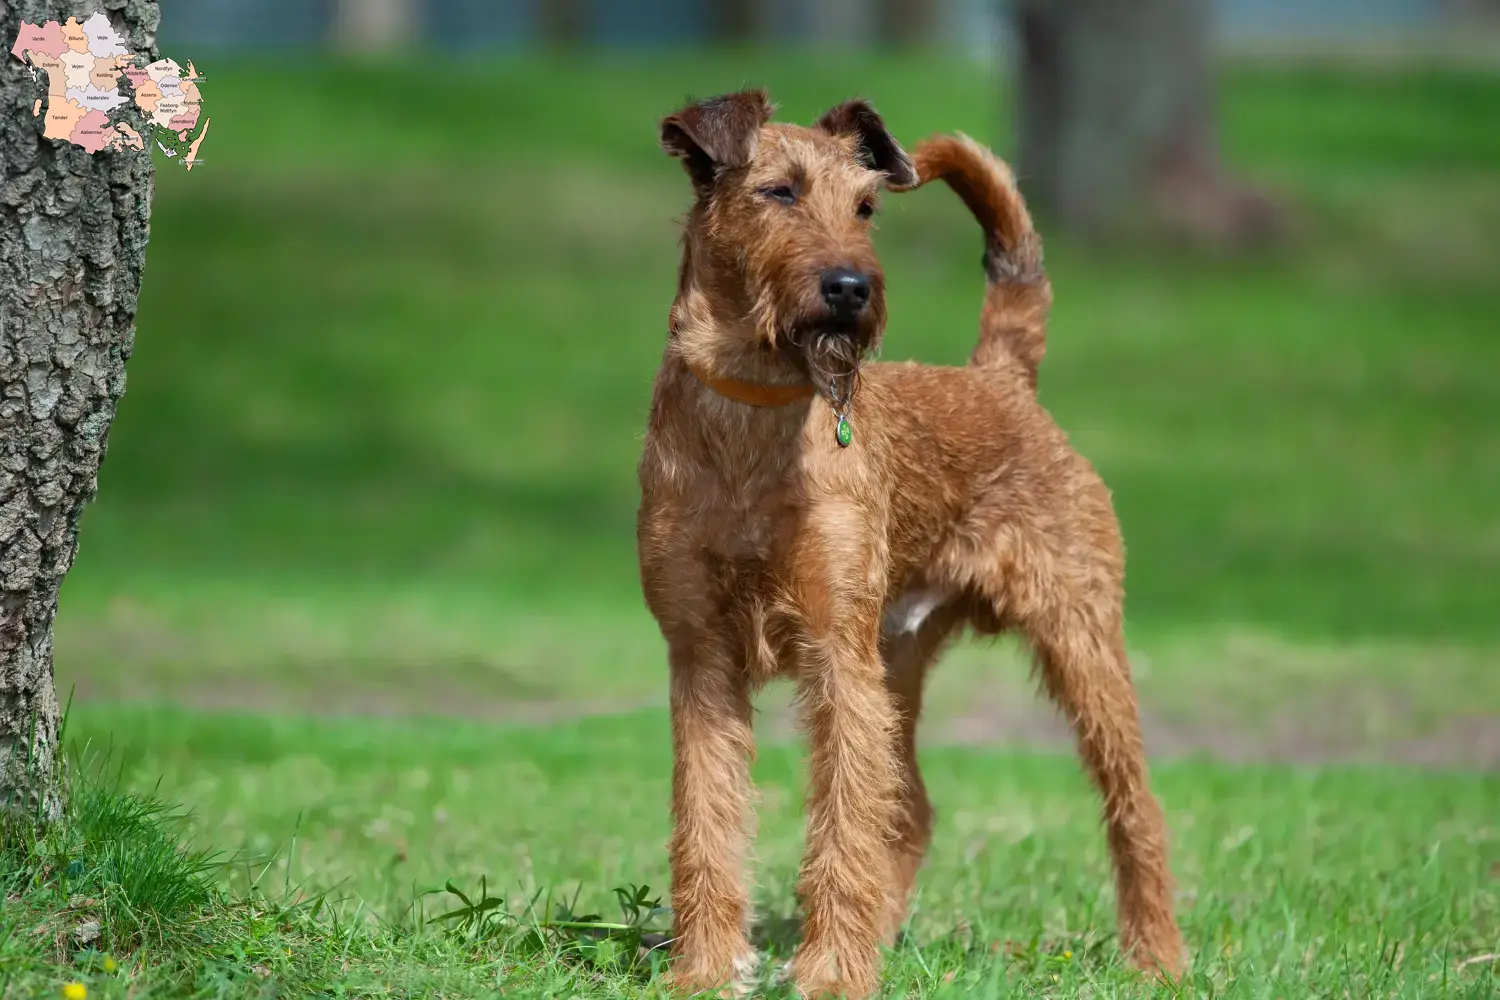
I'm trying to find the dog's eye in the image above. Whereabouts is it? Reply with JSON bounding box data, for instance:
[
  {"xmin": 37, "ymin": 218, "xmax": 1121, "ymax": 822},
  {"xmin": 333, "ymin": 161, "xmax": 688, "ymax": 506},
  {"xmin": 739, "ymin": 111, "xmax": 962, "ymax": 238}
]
[
  {"xmin": 856, "ymin": 199, "xmax": 877, "ymax": 220},
  {"xmin": 762, "ymin": 185, "xmax": 797, "ymax": 206}
]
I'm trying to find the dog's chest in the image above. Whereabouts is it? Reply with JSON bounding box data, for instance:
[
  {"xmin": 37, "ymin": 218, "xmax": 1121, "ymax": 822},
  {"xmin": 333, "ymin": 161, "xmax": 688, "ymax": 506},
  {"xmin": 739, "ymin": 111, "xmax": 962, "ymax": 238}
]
[
  {"xmin": 687, "ymin": 486, "xmax": 805, "ymax": 681},
  {"xmin": 641, "ymin": 441, "xmax": 796, "ymax": 584},
  {"xmin": 697, "ymin": 479, "xmax": 797, "ymax": 582}
]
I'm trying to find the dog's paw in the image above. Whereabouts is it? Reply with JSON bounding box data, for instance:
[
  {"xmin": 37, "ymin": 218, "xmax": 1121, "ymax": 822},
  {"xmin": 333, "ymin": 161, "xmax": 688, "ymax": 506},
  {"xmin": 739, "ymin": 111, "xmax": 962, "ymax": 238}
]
[
  {"xmin": 1122, "ymin": 924, "xmax": 1187, "ymax": 981},
  {"xmin": 728, "ymin": 949, "xmax": 765, "ymax": 997},
  {"xmin": 660, "ymin": 971, "xmax": 731, "ymax": 998},
  {"xmin": 1130, "ymin": 945, "xmax": 1186, "ymax": 981},
  {"xmin": 786, "ymin": 946, "xmax": 878, "ymax": 1000},
  {"xmin": 661, "ymin": 950, "xmax": 762, "ymax": 999}
]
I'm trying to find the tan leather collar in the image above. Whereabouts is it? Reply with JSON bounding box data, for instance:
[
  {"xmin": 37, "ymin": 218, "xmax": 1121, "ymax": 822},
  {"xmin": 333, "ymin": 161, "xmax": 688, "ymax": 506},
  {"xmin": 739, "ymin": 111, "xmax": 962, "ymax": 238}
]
[{"xmin": 688, "ymin": 364, "xmax": 816, "ymax": 408}]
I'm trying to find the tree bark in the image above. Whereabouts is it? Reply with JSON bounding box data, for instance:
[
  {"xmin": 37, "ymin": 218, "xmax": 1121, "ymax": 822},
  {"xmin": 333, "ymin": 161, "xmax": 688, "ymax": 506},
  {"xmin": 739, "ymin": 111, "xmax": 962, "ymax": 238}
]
[
  {"xmin": 0, "ymin": 0, "xmax": 156, "ymax": 820},
  {"xmin": 1014, "ymin": 0, "xmax": 1278, "ymax": 241}
]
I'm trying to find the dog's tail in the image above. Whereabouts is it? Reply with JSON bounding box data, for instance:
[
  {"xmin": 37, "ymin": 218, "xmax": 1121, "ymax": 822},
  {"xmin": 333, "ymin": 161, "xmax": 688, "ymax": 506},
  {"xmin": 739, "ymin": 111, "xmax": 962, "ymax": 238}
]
[{"xmin": 909, "ymin": 134, "xmax": 1050, "ymax": 385}]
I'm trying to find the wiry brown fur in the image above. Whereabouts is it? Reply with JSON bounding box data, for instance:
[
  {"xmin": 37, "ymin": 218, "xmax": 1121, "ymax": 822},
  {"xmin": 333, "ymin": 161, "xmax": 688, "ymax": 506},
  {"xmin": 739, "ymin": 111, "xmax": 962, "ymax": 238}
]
[
  {"xmin": 912, "ymin": 133, "xmax": 1051, "ymax": 383},
  {"xmin": 637, "ymin": 90, "xmax": 1183, "ymax": 998}
]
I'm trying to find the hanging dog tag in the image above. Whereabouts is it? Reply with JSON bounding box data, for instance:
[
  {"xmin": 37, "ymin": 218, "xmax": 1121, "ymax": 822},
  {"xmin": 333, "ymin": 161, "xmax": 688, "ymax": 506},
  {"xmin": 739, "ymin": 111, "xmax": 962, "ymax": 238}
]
[{"xmin": 835, "ymin": 416, "xmax": 853, "ymax": 448}]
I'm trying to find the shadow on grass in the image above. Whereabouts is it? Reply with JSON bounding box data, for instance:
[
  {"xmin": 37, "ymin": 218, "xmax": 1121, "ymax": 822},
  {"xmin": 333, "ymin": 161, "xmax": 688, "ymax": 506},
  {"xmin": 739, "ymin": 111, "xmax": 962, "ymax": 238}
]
[{"xmin": 752, "ymin": 910, "xmax": 804, "ymax": 955}]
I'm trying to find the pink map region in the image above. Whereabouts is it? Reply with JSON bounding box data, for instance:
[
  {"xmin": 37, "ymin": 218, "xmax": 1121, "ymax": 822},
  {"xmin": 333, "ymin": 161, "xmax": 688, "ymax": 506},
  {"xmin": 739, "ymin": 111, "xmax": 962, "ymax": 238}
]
[
  {"xmin": 9, "ymin": 20, "xmax": 65, "ymax": 59},
  {"xmin": 69, "ymin": 109, "xmax": 114, "ymax": 153}
]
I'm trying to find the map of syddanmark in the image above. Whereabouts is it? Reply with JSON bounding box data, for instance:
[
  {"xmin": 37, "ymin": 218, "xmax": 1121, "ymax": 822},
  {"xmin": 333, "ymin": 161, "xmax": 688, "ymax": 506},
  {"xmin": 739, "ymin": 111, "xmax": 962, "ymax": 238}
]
[{"xmin": 10, "ymin": 13, "xmax": 209, "ymax": 170}]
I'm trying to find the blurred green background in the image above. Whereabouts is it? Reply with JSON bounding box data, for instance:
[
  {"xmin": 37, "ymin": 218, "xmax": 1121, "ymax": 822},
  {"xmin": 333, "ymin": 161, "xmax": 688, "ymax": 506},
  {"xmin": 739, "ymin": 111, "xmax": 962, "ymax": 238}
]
[
  {"xmin": 47, "ymin": 45, "xmax": 1499, "ymax": 761},
  {"xmin": 43, "ymin": 2, "xmax": 1500, "ymax": 764}
]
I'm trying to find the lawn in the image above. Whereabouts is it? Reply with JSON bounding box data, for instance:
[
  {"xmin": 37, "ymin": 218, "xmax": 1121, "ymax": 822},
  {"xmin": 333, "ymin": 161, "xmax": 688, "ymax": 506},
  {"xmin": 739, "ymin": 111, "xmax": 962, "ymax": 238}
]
[
  {"xmin": 4, "ymin": 706, "xmax": 1497, "ymax": 998},
  {"xmin": 6, "ymin": 50, "xmax": 1499, "ymax": 997}
]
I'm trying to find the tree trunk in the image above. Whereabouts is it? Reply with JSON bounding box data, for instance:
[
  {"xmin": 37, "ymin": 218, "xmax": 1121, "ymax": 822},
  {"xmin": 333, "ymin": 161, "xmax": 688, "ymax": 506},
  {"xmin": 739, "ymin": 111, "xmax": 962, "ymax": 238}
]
[
  {"xmin": 0, "ymin": 0, "xmax": 156, "ymax": 820},
  {"xmin": 876, "ymin": 0, "xmax": 937, "ymax": 45},
  {"xmin": 718, "ymin": 0, "xmax": 765, "ymax": 42},
  {"xmin": 1014, "ymin": 0, "xmax": 1278, "ymax": 241},
  {"xmin": 538, "ymin": 0, "xmax": 587, "ymax": 46},
  {"xmin": 334, "ymin": 0, "xmax": 417, "ymax": 51}
]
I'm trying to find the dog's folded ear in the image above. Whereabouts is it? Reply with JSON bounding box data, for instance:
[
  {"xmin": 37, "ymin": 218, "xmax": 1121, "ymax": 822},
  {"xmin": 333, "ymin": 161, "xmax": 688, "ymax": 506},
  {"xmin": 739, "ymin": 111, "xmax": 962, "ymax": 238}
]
[
  {"xmin": 660, "ymin": 90, "xmax": 776, "ymax": 190},
  {"xmin": 817, "ymin": 99, "xmax": 918, "ymax": 189}
]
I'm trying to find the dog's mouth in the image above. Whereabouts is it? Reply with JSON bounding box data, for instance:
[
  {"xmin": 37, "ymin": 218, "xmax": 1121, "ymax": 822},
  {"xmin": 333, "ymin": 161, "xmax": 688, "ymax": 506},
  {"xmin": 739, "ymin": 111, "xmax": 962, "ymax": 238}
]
[{"xmin": 781, "ymin": 319, "xmax": 873, "ymax": 403}]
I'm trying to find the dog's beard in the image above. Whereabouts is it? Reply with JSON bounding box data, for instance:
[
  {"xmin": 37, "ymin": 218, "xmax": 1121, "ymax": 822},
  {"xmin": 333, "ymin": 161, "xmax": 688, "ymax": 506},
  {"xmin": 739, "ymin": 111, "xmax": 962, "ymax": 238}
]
[{"xmin": 783, "ymin": 324, "xmax": 871, "ymax": 405}]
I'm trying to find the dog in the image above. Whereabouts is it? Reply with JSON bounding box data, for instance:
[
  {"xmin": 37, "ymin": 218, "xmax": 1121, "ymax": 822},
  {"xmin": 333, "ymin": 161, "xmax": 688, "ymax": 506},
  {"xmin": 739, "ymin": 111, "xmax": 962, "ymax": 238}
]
[{"xmin": 636, "ymin": 90, "xmax": 1183, "ymax": 998}]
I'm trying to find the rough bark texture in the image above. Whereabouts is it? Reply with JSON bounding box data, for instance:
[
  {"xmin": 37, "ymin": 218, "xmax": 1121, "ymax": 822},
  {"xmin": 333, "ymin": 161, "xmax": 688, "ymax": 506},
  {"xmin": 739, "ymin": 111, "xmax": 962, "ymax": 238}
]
[{"xmin": 0, "ymin": 0, "xmax": 156, "ymax": 819}]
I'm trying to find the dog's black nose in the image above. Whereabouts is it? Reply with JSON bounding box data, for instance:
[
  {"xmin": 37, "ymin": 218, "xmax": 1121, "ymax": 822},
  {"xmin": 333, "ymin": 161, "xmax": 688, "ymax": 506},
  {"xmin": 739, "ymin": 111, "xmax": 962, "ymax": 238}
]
[{"xmin": 820, "ymin": 268, "xmax": 871, "ymax": 315}]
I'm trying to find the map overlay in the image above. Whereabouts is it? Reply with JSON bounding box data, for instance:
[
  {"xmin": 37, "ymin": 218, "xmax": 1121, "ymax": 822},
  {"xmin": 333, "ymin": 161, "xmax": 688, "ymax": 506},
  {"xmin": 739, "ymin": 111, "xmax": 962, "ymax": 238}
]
[{"xmin": 10, "ymin": 13, "xmax": 209, "ymax": 169}]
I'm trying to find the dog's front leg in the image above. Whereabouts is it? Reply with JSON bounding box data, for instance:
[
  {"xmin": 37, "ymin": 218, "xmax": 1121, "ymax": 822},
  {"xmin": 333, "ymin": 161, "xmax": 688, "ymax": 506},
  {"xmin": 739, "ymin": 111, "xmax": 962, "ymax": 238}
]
[
  {"xmin": 789, "ymin": 587, "xmax": 898, "ymax": 999},
  {"xmin": 663, "ymin": 630, "xmax": 757, "ymax": 996}
]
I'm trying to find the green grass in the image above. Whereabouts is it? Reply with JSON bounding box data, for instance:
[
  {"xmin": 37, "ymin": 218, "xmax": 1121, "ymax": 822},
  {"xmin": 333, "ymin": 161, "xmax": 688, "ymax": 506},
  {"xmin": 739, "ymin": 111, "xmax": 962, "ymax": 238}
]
[
  {"xmin": 13, "ymin": 50, "xmax": 1500, "ymax": 997},
  {"xmin": 3, "ymin": 707, "xmax": 1496, "ymax": 997}
]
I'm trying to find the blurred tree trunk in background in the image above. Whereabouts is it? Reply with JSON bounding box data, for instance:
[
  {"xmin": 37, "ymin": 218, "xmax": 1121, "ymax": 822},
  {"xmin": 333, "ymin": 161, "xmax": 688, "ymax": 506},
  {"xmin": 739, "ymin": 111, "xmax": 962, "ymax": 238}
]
[
  {"xmin": 0, "ymin": 0, "xmax": 155, "ymax": 820},
  {"xmin": 810, "ymin": 0, "xmax": 875, "ymax": 47},
  {"xmin": 335, "ymin": 0, "xmax": 416, "ymax": 51},
  {"xmin": 1014, "ymin": 0, "xmax": 1278, "ymax": 241},
  {"xmin": 719, "ymin": 0, "xmax": 766, "ymax": 41},
  {"xmin": 540, "ymin": 0, "xmax": 587, "ymax": 46},
  {"xmin": 877, "ymin": 0, "xmax": 937, "ymax": 44}
]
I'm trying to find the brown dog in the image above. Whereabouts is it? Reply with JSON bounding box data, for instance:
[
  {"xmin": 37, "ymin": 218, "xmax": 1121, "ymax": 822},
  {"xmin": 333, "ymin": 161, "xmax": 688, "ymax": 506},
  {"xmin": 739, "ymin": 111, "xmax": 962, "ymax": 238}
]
[{"xmin": 636, "ymin": 90, "xmax": 1183, "ymax": 998}]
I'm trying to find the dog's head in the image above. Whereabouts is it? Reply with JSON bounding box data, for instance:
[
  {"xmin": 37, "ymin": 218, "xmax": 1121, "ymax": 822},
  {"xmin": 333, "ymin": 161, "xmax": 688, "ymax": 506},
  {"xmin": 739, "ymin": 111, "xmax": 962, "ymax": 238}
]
[{"xmin": 661, "ymin": 90, "xmax": 915, "ymax": 397}]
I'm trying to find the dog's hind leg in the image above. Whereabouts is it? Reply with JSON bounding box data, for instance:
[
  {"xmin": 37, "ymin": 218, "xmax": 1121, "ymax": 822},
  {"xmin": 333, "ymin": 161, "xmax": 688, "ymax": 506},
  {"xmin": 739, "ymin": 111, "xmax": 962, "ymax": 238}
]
[
  {"xmin": 1018, "ymin": 594, "xmax": 1184, "ymax": 976},
  {"xmin": 878, "ymin": 601, "xmax": 963, "ymax": 943}
]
